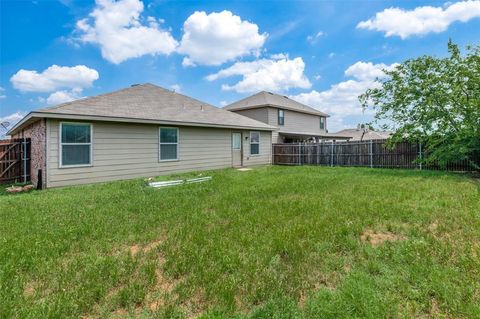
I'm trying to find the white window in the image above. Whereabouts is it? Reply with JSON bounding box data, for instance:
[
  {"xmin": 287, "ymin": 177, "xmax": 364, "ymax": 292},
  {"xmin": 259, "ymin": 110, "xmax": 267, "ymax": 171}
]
[
  {"xmin": 250, "ymin": 132, "xmax": 260, "ymax": 155},
  {"xmin": 320, "ymin": 117, "xmax": 325, "ymax": 130},
  {"xmin": 60, "ymin": 122, "xmax": 92, "ymax": 167},
  {"xmin": 159, "ymin": 127, "xmax": 178, "ymax": 161}
]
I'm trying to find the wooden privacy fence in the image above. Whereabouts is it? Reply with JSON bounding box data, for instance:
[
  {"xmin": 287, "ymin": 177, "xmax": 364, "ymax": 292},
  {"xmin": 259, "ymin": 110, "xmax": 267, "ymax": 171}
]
[
  {"xmin": 272, "ymin": 139, "xmax": 479, "ymax": 171},
  {"xmin": 0, "ymin": 138, "xmax": 31, "ymax": 184}
]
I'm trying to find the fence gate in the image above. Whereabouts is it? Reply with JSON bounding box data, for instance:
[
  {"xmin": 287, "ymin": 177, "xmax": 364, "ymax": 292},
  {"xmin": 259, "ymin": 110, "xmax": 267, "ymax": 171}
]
[{"xmin": 0, "ymin": 138, "xmax": 31, "ymax": 184}]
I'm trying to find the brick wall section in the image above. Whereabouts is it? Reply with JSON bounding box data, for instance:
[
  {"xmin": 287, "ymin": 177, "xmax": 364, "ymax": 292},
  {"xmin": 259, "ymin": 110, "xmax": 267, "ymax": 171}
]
[{"xmin": 13, "ymin": 119, "xmax": 46, "ymax": 188}]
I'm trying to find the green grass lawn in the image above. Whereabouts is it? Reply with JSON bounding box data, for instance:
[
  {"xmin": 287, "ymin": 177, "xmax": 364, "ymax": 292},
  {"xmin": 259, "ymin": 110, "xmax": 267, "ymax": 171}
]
[{"xmin": 1, "ymin": 166, "xmax": 479, "ymax": 318}]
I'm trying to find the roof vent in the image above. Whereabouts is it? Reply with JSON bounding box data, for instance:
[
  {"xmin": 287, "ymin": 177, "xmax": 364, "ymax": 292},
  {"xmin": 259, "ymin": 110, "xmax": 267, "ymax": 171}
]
[
  {"xmin": 131, "ymin": 84, "xmax": 140, "ymax": 87},
  {"xmin": 283, "ymin": 95, "xmax": 289, "ymax": 99}
]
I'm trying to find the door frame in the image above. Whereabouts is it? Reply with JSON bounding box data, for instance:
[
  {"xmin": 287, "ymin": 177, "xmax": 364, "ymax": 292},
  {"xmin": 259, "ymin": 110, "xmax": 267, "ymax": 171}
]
[{"xmin": 231, "ymin": 132, "xmax": 243, "ymax": 167}]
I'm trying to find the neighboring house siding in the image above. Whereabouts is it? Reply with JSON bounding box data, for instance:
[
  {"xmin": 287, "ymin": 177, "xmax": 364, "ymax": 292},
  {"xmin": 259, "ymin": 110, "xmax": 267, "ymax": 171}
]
[
  {"xmin": 46, "ymin": 119, "xmax": 271, "ymax": 187},
  {"xmin": 233, "ymin": 108, "xmax": 269, "ymax": 124},
  {"xmin": 264, "ymin": 107, "xmax": 279, "ymax": 143},
  {"xmin": 267, "ymin": 107, "xmax": 326, "ymax": 134},
  {"xmin": 12, "ymin": 119, "xmax": 47, "ymax": 188},
  {"xmin": 272, "ymin": 131, "xmax": 280, "ymax": 144},
  {"xmin": 232, "ymin": 108, "xmax": 279, "ymax": 145},
  {"xmin": 267, "ymin": 107, "xmax": 326, "ymax": 142},
  {"xmin": 229, "ymin": 107, "xmax": 327, "ymax": 143}
]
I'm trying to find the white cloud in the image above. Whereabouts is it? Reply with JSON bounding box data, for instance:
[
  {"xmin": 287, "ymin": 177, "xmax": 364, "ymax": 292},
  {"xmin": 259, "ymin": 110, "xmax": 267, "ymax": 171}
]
[
  {"xmin": 206, "ymin": 56, "xmax": 311, "ymax": 93},
  {"xmin": 10, "ymin": 65, "xmax": 99, "ymax": 92},
  {"xmin": 0, "ymin": 111, "xmax": 26, "ymax": 129},
  {"xmin": 170, "ymin": 84, "xmax": 181, "ymax": 93},
  {"xmin": 344, "ymin": 61, "xmax": 398, "ymax": 81},
  {"xmin": 220, "ymin": 100, "xmax": 228, "ymax": 107},
  {"xmin": 178, "ymin": 10, "xmax": 267, "ymax": 66},
  {"xmin": 292, "ymin": 80, "xmax": 377, "ymax": 117},
  {"xmin": 307, "ymin": 31, "xmax": 325, "ymax": 43},
  {"xmin": 76, "ymin": 0, "xmax": 178, "ymax": 64},
  {"xmin": 1, "ymin": 112, "xmax": 27, "ymax": 138},
  {"xmin": 270, "ymin": 53, "xmax": 288, "ymax": 60},
  {"xmin": 357, "ymin": 1, "xmax": 480, "ymax": 39},
  {"xmin": 0, "ymin": 87, "xmax": 5, "ymax": 99},
  {"xmin": 46, "ymin": 89, "xmax": 83, "ymax": 105},
  {"xmin": 290, "ymin": 61, "xmax": 397, "ymax": 131}
]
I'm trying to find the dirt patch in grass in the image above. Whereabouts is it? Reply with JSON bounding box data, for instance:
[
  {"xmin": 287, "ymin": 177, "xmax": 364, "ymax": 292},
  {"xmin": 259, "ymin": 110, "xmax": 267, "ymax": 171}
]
[
  {"xmin": 23, "ymin": 281, "xmax": 36, "ymax": 298},
  {"xmin": 428, "ymin": 220, "xmax": 439, "ymax": 232},
  {"xmin": 146, "ymin": 254, "xmax": 176, "ymax": 311},
  {"xmin": 361, "ymin": 229, "xmax": 406, "ymax": 246},
  {"xmin": 23, "ymin": 280, "xmax": 52, "ymax": 300},
  {"xmin": 84, "ymin": 237, "xmax": 170, "ymax": 317},
  {"xmin": 298, "ymin": 291, "xmax": 308, "ymax": 308},
  {"xmin": 181, "ymin": 289, "xmax": 208, "ymax": 319},
  {"xmin": 112, "ymin": 308, "xmax": 128, "ymax": 316},
  {"xmin": 129, "ymin": 237, "xmax": 165, "ymax": 257},
  {"xmin": 129, "ymin": 245, "xmax": 141, "ymax": 256},
  {"xmin": 114, "ymin": 234, "xmax": 207, "ymax": 317},
  {"xmin": 428, "ymin": 298, "xmax": 441, "ymax": 317}
]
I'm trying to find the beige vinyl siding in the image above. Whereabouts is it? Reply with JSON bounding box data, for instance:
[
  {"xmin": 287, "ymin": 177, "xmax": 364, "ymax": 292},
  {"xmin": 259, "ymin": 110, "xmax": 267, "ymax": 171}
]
[
  {"xmin": 271, "ymin": 131, "xmax": 281, "ymax": 144},
  {"xmin": 267, "ymin": 107, "xmax": 326, "ymax": 135},
  {"xmin": 228, "ymin": 106, "xmax": 326, "ymax": 143},
  {"xmin": 46, "ymin": 119, "xmax": 271, "ymax": 187},
  {"xmin": 231, "ymin": 108, "xmax": 269, "ymax": 124},
  {"xmin": 242, "ymin": 131, "xmax": 271, "ymax": 166}
]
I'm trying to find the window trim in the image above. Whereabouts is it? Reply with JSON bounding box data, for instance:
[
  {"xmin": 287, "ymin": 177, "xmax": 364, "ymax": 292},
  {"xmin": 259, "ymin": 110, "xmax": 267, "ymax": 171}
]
[
  {"xmin": 278, "ymin": 109, "xmax": 285, "ymax": 126},
  {"xmin": 250, "ymin": 131, "xmax": 260, "ymax": 156},
  {"xmin": 320, "ymin": 117, "xmax": 325, "ymax": 130},
  {"xmin": 159, "ymin": 126, "xmax": 179, "ymax": 162},
  {"xmin": 59, "ymin": 122, "xmax": 93, "ymax": 168}
]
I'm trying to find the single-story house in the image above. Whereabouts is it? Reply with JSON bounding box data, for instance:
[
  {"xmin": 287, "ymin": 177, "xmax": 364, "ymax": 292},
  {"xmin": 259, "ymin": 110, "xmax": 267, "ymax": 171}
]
[
  {"xmin": 224, "ymin": 91, "xmax": 350, "ymax": 143},
  {"xmin": 8, "ymin": 83, "xmax": 275, "ymax": 188}
]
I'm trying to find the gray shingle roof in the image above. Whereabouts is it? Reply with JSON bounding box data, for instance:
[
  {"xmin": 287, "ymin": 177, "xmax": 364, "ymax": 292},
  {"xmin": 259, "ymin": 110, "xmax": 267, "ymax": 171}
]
[
  {"xmin": 224, "ymin": 91, "xmax": 329, "ymax": 117},
  {"xmin": 34, "ymin": 83, "xmax": 274, "ymax": 130},
  {"xmin": 334, "ymin": 129, "xmax": 393, "ymax": 141}
]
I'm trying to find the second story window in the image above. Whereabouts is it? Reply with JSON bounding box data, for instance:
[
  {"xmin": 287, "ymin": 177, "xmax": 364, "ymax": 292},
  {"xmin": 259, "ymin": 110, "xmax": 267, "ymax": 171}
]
[
  {"xmin": 320, "ymin": 117, "xmax": 325, "ymax": 130},
  {"xmin": 278, "ymin": 109, "xmax": 285, "ymax": 126}
]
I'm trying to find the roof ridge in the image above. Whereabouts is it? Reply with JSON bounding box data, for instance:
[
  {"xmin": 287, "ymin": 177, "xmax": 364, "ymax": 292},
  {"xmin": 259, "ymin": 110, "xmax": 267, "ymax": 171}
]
[
  {"xmin": 9, "ymin": 83, "xmax": 277, "ymax": 133},
  {"xmin": 224, "ymin": 90, "xmax": 328, "ymax": 116},
  {"xmin": 40, "ymin": 83, "xmax": 228, "ymax": 116},
  {"xmin": 38, "ymin": 83, "xmax": 154, "ymax": 112}
]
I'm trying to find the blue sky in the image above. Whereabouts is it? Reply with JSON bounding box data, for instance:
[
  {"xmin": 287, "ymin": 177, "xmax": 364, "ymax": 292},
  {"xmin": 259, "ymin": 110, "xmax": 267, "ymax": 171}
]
[{"xmin": 1, "ymin": 0, "xmax": 479, "ymax": 132}]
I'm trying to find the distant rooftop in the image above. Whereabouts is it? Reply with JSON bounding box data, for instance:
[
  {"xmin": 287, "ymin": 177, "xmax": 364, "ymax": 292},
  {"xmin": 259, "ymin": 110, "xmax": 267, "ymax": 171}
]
[
  {"xmin": 334, "ymin": 128, "xmax": 393, "ymax": 141},
  {"xmin": 224, "ymin": 91, "xmax": 329, "ymax": 117}
]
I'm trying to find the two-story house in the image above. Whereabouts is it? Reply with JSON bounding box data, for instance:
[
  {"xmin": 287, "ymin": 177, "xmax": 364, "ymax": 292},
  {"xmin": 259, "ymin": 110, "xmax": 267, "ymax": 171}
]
[{"xmin": 224, "ymin": 91, "xmax": 334, "ymax": 143}]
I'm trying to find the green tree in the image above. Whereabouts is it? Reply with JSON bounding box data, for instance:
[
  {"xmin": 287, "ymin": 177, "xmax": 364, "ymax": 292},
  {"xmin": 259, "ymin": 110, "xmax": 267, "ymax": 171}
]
[{"xmin": 360, "ymin": 41, "xmax": 480, "ymax": 170}]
